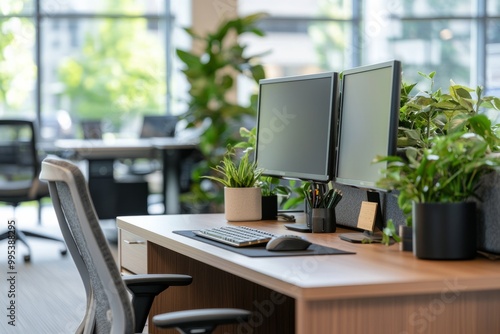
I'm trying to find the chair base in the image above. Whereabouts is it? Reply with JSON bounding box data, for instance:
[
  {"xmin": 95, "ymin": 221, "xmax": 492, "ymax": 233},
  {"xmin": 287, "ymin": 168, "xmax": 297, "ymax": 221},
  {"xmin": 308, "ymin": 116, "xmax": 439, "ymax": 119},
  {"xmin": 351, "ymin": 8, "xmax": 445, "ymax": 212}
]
[{"xmin": 0, "ymin": 229, "xmax": 67, "ymax": 262}]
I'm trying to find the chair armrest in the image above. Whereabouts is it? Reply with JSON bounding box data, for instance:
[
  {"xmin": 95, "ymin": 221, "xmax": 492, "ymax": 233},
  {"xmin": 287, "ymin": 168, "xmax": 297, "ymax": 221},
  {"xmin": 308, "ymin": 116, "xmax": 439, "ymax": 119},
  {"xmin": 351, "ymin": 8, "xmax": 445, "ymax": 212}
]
[
  {"xmin": 152, "ymin": 308, "xmax": 251, "ymax": 333},
  {"xmin": 123, "ymin": 273, "xmax": 192, "ymax": 291},
  {"xmin": 123, "ymin": 274, "xmax": 193, "ymax": 333}
]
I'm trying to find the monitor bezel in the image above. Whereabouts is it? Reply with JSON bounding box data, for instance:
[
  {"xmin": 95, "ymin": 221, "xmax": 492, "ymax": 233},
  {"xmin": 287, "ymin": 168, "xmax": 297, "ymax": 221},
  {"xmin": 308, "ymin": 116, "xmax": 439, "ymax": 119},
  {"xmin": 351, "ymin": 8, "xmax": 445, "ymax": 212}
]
[
  {"xmin": 254, "ymin": 71, "xmax": 340, "ymax": 183},
  {"xmin": 334, "ymin": 60, "xmax": 402, "ymax": 191}
]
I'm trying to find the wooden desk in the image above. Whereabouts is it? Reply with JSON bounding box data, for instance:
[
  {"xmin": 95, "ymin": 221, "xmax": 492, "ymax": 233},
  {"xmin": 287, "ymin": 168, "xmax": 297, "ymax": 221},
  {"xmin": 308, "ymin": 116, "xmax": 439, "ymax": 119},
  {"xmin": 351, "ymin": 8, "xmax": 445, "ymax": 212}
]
[
  {"xmin": 54, "ymin": 138, "xmax": 155, "ymax": 159},
  {"xmin": 54, "ymin": 138, "xmax": 197, "ymax": 215},
  {"xmin": 117, "ymin": 214, "xmax": 500, "ymax": 334}
]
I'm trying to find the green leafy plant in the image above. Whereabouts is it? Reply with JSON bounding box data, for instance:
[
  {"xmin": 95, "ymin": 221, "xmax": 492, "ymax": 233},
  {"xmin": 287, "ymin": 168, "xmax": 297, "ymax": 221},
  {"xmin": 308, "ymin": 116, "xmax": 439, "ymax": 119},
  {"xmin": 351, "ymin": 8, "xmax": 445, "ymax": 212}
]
[
  {"xmin": 377, "ymin": 131, "xmax": 500, "ymax": 216},
  {"xmin": 397, "ymin": 72, "xmax": 500, "ymax": 150},
  {"xmin": 381, "ymin": 219, "xmax": 401, "ymax": 245},
  {"xmin": 375, "ymin": 72, "xmax": 500, "ymax": 245},
  {"xmin": 176, "ymin": 13, "xmax": 267, "ymax": 208},
  {"xmin": 202, "ymin": 147, "xmax": 262, "ymax": 188},
  {"xmin": 258, "ymin": 176, "xmax": 291, "ymax": 197}
]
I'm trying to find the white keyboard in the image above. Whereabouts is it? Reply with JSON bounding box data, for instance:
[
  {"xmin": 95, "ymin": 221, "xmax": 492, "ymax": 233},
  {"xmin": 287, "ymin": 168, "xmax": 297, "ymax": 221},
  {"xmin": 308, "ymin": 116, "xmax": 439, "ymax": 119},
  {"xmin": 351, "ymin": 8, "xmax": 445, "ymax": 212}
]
[{"xmin": 194, "ymin": 226, "xmax": 277, "ymax": 247}]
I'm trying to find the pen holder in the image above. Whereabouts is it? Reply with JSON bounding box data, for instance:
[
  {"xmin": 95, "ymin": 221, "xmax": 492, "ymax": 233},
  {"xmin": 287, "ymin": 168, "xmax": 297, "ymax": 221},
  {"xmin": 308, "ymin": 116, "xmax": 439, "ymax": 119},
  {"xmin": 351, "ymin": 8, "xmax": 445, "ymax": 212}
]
[{"xmin": 307, "ymin": 208, "xmax": 336, "ymax": 233}]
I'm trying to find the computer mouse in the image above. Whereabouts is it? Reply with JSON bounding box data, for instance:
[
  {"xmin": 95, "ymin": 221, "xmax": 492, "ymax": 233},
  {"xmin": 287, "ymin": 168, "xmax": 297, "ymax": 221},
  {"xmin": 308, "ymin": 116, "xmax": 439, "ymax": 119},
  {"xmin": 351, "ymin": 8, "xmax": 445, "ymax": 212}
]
[{"xmin": 266, "ymin": 235, "xmax": 312, "ymax": 251}]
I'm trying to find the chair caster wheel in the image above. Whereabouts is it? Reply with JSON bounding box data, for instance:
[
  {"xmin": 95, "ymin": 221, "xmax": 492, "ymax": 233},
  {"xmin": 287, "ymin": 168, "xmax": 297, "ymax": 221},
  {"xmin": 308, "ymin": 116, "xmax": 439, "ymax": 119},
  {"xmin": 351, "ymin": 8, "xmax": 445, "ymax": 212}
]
[{"xmin": 24, "ymin": 254, "xmax": 31, "ymax": 262}]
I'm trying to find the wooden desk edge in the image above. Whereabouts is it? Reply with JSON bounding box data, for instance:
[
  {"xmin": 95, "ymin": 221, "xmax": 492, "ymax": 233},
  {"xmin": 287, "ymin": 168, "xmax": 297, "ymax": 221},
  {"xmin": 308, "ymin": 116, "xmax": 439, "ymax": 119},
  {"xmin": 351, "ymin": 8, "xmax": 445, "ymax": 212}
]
[{"xmin": 116, "ymin": 216, "xmax": 500, "ymax": 302}]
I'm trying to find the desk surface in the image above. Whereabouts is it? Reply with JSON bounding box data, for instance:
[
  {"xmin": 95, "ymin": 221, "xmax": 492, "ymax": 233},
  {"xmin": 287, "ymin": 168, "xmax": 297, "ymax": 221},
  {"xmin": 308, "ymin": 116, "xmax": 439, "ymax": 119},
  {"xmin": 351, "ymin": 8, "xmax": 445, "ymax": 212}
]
[
  {"xmin": 54, "ymin": 137, "xmax": 198, "ymax": 159},
  {"xmin": 116, "ymin": 213, "xmax": 500, "ymax": 301}
]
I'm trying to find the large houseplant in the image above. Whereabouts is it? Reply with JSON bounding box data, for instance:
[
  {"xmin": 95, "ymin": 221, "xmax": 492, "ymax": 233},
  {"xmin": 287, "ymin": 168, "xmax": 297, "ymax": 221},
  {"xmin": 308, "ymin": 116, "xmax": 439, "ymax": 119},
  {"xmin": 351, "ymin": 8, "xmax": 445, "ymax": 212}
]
[
  {"xmin": 203, "ymin": 146, "xmax": 263, "ymax": 221},
  {"xmin": 376, "ymin": 72, "xmax": 500, "ymax": 259},
  {"xmin": 176, "ymin": 13, "xmax": 267, "ymax": 212}
]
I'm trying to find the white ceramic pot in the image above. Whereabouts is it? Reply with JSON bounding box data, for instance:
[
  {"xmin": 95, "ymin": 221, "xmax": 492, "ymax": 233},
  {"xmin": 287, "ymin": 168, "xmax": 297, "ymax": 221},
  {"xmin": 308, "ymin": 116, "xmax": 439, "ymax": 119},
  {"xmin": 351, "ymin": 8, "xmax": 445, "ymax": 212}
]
[{"xmin": 224, "ymin": 187, "xmax": 262, "ymax": 221}]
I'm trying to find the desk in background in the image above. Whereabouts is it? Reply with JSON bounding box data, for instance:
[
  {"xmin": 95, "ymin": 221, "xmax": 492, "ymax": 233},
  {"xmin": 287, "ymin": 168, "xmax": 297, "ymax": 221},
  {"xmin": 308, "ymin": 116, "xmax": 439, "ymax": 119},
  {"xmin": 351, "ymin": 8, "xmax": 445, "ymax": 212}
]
[
  {"xmin": 117, "ymin": 213, "xmax": 500, "ymax": 334},
  {"xmin": 54, "ymin": 138, "xmax": 198, "ymax": 217}
]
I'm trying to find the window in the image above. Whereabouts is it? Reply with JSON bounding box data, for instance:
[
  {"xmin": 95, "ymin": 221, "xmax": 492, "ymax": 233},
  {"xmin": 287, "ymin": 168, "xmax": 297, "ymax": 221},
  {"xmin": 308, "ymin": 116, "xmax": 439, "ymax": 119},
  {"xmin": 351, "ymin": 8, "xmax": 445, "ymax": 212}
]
[
  {"xmin": 0, "ymin": 0, "xmax": 188, "ymax": 141},
  {"xmin": 239, "ymin": 0, "xmax": 499, "ymax": 95},
  {"xmin": 2, "ymin": 1, "xmax": 499, "ymax": 142}
]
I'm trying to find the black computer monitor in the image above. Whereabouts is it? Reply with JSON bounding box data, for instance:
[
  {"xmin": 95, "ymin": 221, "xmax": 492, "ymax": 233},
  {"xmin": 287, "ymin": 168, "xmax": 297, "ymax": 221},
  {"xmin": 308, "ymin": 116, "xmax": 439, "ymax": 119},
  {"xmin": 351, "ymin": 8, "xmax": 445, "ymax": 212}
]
[
  {"xmin": 140, "ymin": 115, "xmax": 178, "ymax": 138},
  {"xmin": 335, "ymin": 60, "xmax": 401, "ymax": 236},
  {"xmin": 336, "ymin": 60, "xmax": 401, "ymax": 190},
  {"xmin": 254, "ymin": 72, "xmax": 339, "ymax": 183}
]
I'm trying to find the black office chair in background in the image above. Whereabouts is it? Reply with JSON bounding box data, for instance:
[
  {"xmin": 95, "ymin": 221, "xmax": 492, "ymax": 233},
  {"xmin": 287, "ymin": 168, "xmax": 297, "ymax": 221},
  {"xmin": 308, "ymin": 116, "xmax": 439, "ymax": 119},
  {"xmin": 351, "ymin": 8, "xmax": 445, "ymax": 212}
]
[
  {"xmin": 80, "ymin": 119, "xmax": 103, "ymax": 139},
  {"xmin": 40, "ymin": 157, "xmax": 250, "ymax": 333},
  {"xmin": 0, "ymin": 119, "xmax": 67, "ymax": 262}
]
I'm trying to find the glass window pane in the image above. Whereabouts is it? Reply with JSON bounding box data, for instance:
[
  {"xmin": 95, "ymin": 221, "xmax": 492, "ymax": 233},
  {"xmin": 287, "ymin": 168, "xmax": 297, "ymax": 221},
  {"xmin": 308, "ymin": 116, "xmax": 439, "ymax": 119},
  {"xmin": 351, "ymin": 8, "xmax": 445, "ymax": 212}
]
[
  {"xmin": 487, "ymin": 19, "xmax": 500, "ymax": 96},
  {"xmin": 379, "ymin": 0, "xmax": 476, "ymax": 18},
  {"xmin": 1, "ymin": 0, "xmax": 34, "ymax": 15},
  {"xmin": 378, "ymin": 19, "xmax": 472, "ymax": 90},
  {"xmin": 41, "ymin": 0, "xmax": 164, "ymax": 15},
  {"xmin": 488, "ymin": 1, "xmax": 500, "ymax": 15},
  {"xmin": 0, "ymin": 17, "xmax": 36, "ymax": 119},
  {"xmin": 242, "ymin": 20, "xmax": 349, "ymax": 79},
  {"xmin": 239, "ymin": 0, "xmax": 352, "ymax": 19},
  {"xmin": 41, "ymin": 17, "xmax": 166, "ymax": 140}
]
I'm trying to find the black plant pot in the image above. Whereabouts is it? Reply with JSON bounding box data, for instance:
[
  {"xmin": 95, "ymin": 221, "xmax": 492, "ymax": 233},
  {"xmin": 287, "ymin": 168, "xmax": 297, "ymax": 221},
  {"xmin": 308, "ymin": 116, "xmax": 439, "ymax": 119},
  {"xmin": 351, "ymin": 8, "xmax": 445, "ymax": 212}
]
[
  {"xmin": 413, "ymin": 202, "xmax": 477, "ymax": 260},
  {"xmin": 399, "ymin": 225, "xmax": 413, "ymax": 252},
  {"xmin": 261, "ymin": 195, "xmax": 278, "ymax": 220}
]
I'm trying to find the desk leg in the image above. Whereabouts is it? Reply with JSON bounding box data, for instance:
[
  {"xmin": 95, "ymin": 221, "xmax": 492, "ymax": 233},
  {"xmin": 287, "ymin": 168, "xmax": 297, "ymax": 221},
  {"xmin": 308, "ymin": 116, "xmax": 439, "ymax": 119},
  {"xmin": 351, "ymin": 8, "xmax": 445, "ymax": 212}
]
[{"xmin": 162, "ymin": 149, "xmax": 181, "ymax": 214}]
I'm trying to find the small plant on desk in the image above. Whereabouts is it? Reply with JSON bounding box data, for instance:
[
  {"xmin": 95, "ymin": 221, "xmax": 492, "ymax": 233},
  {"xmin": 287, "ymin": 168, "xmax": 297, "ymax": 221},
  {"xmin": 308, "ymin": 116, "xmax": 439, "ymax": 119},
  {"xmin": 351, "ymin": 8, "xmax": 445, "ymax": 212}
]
[{"xmin": 203, "ymin": 146, "xmax": 263, "ymax": 221}]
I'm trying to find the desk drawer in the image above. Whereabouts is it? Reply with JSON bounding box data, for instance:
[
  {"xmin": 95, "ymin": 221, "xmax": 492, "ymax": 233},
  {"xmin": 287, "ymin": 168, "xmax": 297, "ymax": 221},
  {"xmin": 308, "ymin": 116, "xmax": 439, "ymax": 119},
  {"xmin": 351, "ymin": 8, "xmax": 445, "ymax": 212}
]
[{"xmin": 120, "ymin": 230, "xmax": 147, "ymax": 274}]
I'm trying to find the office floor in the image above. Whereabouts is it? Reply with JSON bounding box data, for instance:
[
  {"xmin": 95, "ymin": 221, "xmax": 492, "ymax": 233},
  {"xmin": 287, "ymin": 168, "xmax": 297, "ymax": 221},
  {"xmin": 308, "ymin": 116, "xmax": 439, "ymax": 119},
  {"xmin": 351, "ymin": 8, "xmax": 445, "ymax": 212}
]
[{"xmin": 0, "ymin": 203, "xmax": 128, "ymax": 333}]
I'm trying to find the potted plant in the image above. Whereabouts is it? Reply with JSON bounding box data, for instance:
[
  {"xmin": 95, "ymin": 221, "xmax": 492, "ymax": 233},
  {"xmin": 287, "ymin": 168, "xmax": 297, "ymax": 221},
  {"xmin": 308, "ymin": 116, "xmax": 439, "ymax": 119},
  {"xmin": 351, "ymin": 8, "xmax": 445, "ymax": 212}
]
[
  {"xmin": 203, "ymin": 147, "xmax": 263, "ymax": 221},
  {"xmin": 258, "ymin": 176, "xmax": 293, "ymax": 220},
  {"xmin": 376, "ymin": 71, "xmax": 500, "ymax": 258},
  {"xmin": 379, "ymin": 131, "xmax": 500, "ymax": 259},
  {"xmin": 378, "ymin": 72, "xmax": 500, "ymax": 236}
]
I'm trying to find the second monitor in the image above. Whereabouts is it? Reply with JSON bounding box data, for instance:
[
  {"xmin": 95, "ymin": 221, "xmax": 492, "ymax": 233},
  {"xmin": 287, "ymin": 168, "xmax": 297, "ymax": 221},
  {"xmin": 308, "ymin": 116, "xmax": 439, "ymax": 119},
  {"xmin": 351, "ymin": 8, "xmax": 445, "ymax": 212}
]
[
  {"xmin": 255, "ymin": 72, "xmax": 339, "ymax": 183},
  {"xmin": 335, "ymin": 60, "xmax": 402, "ymax": 236}
]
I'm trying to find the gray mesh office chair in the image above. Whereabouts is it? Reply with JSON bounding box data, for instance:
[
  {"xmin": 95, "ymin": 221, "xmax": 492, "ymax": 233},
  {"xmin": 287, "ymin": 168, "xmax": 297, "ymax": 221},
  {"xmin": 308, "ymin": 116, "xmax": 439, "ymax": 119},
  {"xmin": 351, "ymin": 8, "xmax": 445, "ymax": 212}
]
[
  {"xmin": 39, "ymin": 158, "xmax": 250, "ymax": 333},
  {"xmin": 0, "ymin": 119, "xmax": 67, "ymax": 262}
]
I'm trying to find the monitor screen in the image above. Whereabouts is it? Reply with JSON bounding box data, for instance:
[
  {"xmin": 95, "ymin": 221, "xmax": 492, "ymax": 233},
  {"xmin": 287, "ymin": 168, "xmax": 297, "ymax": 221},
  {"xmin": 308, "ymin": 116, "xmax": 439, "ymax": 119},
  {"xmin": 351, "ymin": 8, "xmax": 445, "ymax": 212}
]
[
  {"xmin": 140, "ymin": 115, "xmax": 178, "ymax": 138},
  {"xmin": 335, "ymin": 60, "xmax": 401, "ymax": 191},
  {"xmin": 255, "ymin": 72, "xmax": 339, "ymax": 183}
]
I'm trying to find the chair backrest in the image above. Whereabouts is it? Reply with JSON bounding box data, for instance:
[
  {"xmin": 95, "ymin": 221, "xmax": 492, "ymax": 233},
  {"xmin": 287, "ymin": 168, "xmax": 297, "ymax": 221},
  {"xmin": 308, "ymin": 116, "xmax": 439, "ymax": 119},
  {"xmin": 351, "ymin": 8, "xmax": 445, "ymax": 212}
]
[
  {"xmin": 140, "ymin": 115, "xmax": 178, "ymax": 138},
  {"xmin": 0, "ymin": 120, "xmax": 41, "ymax": 202},
  {"xmin": 39, "ymin": 158, "xmax": 135, "ymax": 334}
]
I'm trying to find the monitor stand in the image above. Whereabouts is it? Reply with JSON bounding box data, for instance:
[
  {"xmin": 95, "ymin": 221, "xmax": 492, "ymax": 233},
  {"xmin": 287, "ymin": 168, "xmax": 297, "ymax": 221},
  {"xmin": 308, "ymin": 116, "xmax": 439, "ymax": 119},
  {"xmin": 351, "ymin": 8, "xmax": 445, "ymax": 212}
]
[
  {"xmin": 284, "ymin": 223, "xmax": 311, "ymax": 233},
  {"xmin": 340, "ymin": 230, "xmax": 383, "ymax": 243},
  {"xmin": 339, "ymin": 190, "xmax": 384, "ymax": 243}
]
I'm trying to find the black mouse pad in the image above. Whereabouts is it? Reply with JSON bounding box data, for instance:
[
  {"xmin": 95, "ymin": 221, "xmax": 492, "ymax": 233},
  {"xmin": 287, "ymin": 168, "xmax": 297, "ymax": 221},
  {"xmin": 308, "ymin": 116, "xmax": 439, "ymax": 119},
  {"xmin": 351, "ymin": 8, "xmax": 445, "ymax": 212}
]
[{"xmin": 173, "ymin": 230, "xmax": 355, "ymax": 257}]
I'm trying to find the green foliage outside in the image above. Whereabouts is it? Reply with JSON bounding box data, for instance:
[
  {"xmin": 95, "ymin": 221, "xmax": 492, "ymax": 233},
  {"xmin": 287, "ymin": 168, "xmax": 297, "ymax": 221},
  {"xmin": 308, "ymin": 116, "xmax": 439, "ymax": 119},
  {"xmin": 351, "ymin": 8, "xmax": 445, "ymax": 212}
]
[
  {"xmin": 0, "ymin": 18, "xmax": 15, "ymax": 105},
  {"xmin": 58, "ymin": 0, "xmax": 166, "ymax": 129},
  {"xmin": 0, "ymin": 1, "xmax": 36, "ymax": 113}
]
